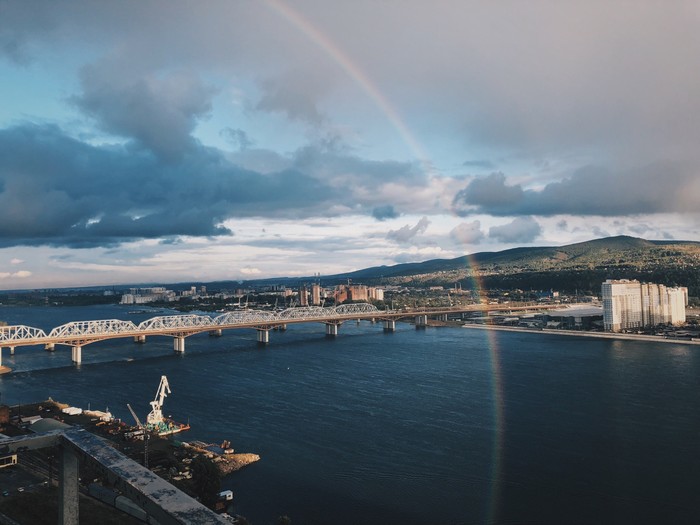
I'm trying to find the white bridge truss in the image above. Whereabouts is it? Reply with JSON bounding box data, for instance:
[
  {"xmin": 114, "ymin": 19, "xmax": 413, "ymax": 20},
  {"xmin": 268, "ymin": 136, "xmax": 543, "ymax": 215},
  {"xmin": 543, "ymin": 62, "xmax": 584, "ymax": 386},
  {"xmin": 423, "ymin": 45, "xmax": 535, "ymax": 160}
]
[
  {"xmin": 49, "ymin": 319, "xmax": 138, "ymax": 340},
  {"xmin": 0, "ymin": 303, "xmax": 382, "ymax": 348},
  {"xmin": 0, "ymin": 325, "xmax": 48, "ymax": 344}
]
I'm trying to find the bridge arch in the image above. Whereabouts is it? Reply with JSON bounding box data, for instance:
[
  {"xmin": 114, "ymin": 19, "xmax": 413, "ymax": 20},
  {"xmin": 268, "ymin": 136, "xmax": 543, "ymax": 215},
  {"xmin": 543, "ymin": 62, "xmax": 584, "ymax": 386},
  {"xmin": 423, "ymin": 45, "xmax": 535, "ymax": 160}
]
[
  {"xmin": 333, "ymin": 303, "xmax": 379, "ymax": 316},
  {"xmin": 214, "ymin": 310, "xmax": 278, "ymax": 326},
  {"xmin": 48, "ymin": 319, "xmax": 138, "ymax": 340},
  {"xmin": 278, "ymin": 306, "xmax": 328, "ymax": 320},
  {"xmin": 0, "ymin": 325, "xmax": 48, "ymax": 343},
  {"xmin": 137, "ymin": 314, "xmax": 215, "ymax": 331}
]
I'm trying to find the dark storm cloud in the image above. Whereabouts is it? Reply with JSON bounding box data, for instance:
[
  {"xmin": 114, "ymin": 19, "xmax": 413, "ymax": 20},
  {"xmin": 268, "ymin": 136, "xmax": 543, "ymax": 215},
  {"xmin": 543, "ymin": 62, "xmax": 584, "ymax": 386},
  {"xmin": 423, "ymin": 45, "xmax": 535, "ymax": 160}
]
[
  {"xmin": 489, "ymin": 217, "xmax": 541, "ymax": 244},
  {"xmin": 453, "ymin": 162, "xmax": 696, "ymax": 217},
  {"xmin": 72, "ymin": 67, "xmax": 216, "ymax": 161},
  {"xmin": 453, "ymin": 173, "xmax": 523, "ymax": 214},
  {"xmin": 0, "ymin": 124, "xmax": 347, "ymax": 248},
  {"xmin": 371, "ymin": 205, "xmax": 398, "ymax": 221}
]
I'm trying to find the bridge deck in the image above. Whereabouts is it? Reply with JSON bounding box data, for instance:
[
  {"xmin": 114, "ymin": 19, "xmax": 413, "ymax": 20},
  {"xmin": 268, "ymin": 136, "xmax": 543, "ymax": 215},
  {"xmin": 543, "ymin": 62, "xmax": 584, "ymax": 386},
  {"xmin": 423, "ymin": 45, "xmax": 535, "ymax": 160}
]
[{"xmin": 0, "ymin": 303, "xmax": 557, "ymax": 349}]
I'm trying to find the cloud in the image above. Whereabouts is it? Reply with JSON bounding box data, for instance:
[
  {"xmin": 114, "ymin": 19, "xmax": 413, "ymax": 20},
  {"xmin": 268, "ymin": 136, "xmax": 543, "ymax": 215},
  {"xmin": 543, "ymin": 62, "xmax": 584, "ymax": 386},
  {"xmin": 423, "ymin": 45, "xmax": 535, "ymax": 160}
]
[
  {"xmin": 592, "ymin": 226, "xmax": 610, "ymax": 238},
  {"xmin": 0, "ymin": 123, "xmax": 445, "ymax": 249},
  {"xmin": 450, "ymin": 221, "xmax": 484, "ymax": 245},
  {"xmin": 372, "ymin": 205, "xmax": 398, "ymax": 221},
  {"xmin": 10, "ymin": 258, "xmax": 24, "ymax": 265},
  {"xmin": 255, "ymin": 69, "xmax": 331, "ymax": 125},
  {"xmin": 453, "ymin": 173, "xmax": 523, "ymax": 215},
  {"xmin": 0, "ymin": 270, "xmax": 32, "ymax": 279},
  {"xmin": 463, "ymin": 159, "xmax": 495, "ymax": 169},
  {"xmin": 73, "ymin": 67, "xmax": 216, "ymax": 160},
  {"xmin": 453, "ymin": 162, "xmax": 698, "ymax": 217},
  {"xmin": 489, "ymin": 217, "xmax": 541, "ymax": 243},
  {"xmin": 628, "ymin": 223, "xmax": 651, "ymax": 235},
  {"xmin": 0, "ymin": 124, "xmax": 346, "ymax": 247},
  {"xmin": 221, "ymin": 128, "xmax": 254, "ymax": 150},
  {"xmin": 387, "ymin": 216, "xmax": 430, "ymax": 243}
]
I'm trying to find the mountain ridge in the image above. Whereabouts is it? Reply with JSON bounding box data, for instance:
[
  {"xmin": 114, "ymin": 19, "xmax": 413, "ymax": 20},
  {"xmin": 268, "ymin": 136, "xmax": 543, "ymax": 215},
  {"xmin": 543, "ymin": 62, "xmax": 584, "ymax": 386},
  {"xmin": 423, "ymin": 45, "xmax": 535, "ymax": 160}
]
[{"xmin": 312, "ymin": 235, "xmax": 700, "ymax": 296}]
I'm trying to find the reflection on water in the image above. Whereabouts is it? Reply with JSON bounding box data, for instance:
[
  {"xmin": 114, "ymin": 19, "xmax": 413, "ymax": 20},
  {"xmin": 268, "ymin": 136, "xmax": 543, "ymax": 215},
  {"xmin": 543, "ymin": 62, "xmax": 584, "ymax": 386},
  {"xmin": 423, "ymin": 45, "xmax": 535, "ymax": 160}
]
[{"xmin": 2, "ymin": 306, "xmax": 700, "ymax": 524}]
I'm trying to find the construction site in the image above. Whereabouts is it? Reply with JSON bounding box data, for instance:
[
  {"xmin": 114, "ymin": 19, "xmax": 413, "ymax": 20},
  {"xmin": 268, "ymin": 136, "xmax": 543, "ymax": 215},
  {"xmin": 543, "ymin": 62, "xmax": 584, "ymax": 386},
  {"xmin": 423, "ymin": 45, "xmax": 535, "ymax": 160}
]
[{"xmin": 0, "ymin": 376, "xmax": 259, "ymax": 524}]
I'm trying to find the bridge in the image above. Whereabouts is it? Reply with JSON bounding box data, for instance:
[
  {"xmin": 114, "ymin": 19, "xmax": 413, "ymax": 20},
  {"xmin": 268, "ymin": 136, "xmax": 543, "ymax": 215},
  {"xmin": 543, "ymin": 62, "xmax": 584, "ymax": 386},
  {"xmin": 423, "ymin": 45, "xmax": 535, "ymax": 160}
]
[{"xmin": 0, "ymin": 302, "xmax": 555, "ymax": 367}]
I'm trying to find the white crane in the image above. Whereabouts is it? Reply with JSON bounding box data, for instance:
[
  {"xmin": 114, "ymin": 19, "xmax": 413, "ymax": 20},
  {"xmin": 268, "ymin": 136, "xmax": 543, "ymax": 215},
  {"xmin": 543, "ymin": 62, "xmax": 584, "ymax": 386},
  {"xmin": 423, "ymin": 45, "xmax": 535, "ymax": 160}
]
[{"xmin": 146, "ymin": 375, "xmax": 171, "ymax": 426}]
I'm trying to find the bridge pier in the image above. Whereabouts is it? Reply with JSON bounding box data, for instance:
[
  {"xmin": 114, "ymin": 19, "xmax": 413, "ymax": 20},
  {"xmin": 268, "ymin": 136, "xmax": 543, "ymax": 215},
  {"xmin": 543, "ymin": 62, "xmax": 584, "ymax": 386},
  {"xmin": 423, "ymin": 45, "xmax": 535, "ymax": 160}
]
[
  {"xmin": 383, "ymin": 320, "xmax": 396, "ymax": 332},
  {"xmin": 71, "ymin": 346, "xmax": 82, "ymax": 364},
  {"xmin": 133, "ymin": 335, "xmax": 146, "ymax": 344},
  {"xmin": 209, "ymin": 329, "xmax": 222, "ymax": 337},
  {"xmin": 256, "ymin": 329, "xmax": 270, "ymax": 344},
  {"xmin": 325, "ymin": 323, "xmax": 339, "ymax": 337},
  {"xmin": 174, "ymin": 337, "xmax": 186, "ymax": 353},
  {"xmin": 9, "ymin": 346, "xmax": 14, "ymax": 355},
  {"xmin": 45, "ymin": 343, "xmax": 55, "ymax": 351},
  {"xmin": 415, "ymin": 315, "xmax": 428, "ymax": 329},
  {"xmin": 59, "ymin": 445, "xmax": 79, "ymax": 525}
]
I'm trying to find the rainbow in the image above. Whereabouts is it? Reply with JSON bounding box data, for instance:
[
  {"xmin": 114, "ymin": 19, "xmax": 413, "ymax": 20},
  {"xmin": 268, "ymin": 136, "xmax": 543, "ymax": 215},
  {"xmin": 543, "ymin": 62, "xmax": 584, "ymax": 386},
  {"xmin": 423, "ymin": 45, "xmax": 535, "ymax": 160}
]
[
  {"xmin": 263, "ymin": 0, "xmax": 436, "ymax": 177},
  {"xmin": 264, "ymin": 2, "xmax": 505, "ymax": 520}
]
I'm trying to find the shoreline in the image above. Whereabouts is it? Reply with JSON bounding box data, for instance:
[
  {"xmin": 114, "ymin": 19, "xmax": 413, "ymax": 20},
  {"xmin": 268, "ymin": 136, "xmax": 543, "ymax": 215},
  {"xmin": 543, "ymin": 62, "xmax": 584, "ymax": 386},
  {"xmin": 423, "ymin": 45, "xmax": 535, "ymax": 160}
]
[{"xmin": 461, "ymin": 323, "xmax": 700, "ymax": 345}]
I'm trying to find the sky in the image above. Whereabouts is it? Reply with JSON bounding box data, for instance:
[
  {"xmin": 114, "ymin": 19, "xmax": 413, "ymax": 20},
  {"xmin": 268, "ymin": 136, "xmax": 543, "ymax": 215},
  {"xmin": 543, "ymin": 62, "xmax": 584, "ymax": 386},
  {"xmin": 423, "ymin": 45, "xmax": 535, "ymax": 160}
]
[{"xmin": 0, "ymin": 1, "xmax": 699, "ymax": 289}]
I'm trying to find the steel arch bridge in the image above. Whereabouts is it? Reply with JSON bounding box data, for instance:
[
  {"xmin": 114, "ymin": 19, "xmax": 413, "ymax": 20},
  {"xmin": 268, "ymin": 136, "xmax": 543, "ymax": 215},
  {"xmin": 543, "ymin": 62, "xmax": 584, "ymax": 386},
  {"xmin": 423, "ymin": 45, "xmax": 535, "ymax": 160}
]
[
  {"xmin": 0, "ymin": 303, "xmax": 383, "ymax": 349},
  {"xmin": 0, "ymin": 302, "xmax": 554, "ymax": 369}
]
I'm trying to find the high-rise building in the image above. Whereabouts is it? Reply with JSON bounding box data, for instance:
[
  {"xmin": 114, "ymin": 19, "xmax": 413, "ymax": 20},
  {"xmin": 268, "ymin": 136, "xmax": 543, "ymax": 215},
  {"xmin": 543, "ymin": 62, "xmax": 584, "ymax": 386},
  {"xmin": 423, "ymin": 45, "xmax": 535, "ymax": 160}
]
[
  {"xmin": 368, "ymin": 287, "xmax": 384, "ymax": 301},
  {"xmin": 299, "ymin": 285, "xmax": 308, "ymax": 307},
  {"xmin": 311, "ymin": 284, "xmax": 321, "ymax": 306},
  {"xmin": 603, "ymin": 279, "xmax": 687, "ymax": 332},
  {"xmin": 348, "ymin": 285, "xmax": 368, "ymax": 302},
  {"xmin": 602, "ymin": 279, "xmax": 643, "ymax": 332}
]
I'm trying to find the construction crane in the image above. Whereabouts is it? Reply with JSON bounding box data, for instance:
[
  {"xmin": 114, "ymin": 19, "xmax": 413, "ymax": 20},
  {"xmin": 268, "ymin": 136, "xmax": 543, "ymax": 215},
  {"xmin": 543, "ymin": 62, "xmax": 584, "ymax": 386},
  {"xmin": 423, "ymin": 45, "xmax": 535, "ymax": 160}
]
[
  {"xmin": 127, "ymin": 403, "xmax": 149, "ymax": 468},
  {"xmin": 147, "ymin": 375, "xmax": 171, "ymax": 427}
]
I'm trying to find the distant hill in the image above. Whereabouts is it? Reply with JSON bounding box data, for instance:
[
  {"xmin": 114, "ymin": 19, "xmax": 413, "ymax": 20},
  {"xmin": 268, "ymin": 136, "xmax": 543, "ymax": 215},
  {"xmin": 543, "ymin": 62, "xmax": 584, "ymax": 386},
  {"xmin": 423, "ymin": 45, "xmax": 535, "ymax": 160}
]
[{"xmin": 318, "ymin": 236, "xmax": 700, "ymax": 297}]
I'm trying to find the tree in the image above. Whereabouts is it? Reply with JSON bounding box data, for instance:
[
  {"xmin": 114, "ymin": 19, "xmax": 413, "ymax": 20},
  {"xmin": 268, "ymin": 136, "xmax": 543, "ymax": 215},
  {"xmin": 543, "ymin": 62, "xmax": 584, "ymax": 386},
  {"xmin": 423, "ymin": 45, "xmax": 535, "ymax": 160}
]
[{"xmin": 189, "ymin": 455, "xmax": 221, "ymax": 506}]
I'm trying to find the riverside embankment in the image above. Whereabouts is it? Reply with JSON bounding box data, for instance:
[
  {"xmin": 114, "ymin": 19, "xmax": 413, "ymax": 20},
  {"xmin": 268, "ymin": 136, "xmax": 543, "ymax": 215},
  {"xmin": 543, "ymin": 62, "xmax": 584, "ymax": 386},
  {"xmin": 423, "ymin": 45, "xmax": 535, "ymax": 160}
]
[{"xmin": 462, "ymin": 322, "xmax": 700, "ymax": 345}]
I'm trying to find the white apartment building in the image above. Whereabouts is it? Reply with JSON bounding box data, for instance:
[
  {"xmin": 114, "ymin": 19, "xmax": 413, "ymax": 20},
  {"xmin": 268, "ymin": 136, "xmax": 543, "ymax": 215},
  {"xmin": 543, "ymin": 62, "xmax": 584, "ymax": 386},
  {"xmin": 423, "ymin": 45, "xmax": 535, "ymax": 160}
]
[
  {"xmin": 602, "ymin": 279, "xmax": 687, "ymax": 332},
  {"xmin": 602, "ymin": 280, "xmax": 643, "ymax": 332}
]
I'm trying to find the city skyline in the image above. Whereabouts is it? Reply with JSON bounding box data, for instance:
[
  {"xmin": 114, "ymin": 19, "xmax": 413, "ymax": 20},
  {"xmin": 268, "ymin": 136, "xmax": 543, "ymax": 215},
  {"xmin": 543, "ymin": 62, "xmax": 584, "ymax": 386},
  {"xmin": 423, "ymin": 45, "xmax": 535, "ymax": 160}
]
[{"xmin": 1, "ymin": 1, "xmax": 699, "ymax": 289}]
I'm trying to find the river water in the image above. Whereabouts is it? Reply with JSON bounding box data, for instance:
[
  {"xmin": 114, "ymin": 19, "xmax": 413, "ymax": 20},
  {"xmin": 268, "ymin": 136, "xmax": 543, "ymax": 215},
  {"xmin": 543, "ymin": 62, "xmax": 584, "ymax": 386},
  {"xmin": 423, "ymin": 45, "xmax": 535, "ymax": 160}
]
[{"xmin": 1, "ymin": 304, "xmax": 700, "ymax": 524}]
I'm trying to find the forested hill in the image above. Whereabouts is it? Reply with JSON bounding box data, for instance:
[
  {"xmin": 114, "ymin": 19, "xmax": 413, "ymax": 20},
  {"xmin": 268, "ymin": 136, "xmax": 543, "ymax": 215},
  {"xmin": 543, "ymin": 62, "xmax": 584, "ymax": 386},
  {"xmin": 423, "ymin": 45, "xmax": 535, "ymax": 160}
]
[{"xmin": 326, "ymin": 236, "xmax": 700, "ymax": 297}]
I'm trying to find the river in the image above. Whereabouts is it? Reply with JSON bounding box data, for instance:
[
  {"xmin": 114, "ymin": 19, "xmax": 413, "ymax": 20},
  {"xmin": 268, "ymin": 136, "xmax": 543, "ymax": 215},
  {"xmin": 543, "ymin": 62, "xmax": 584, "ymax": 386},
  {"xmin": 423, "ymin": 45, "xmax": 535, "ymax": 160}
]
[{"xmin": 1, "ymin": 304, "xmax": 700, "ymax": 524}]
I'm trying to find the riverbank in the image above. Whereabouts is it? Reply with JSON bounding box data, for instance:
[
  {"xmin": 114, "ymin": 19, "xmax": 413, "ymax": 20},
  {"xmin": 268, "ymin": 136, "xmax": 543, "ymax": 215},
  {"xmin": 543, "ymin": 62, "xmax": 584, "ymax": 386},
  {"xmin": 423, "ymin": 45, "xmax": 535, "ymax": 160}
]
[
  {"xmin": 2, "ymin": 399, "xmax": 259, "ymax": 514},
  {"xmin": 462, "ymin": 323, "xmax": 700, "ymax": 345}
]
